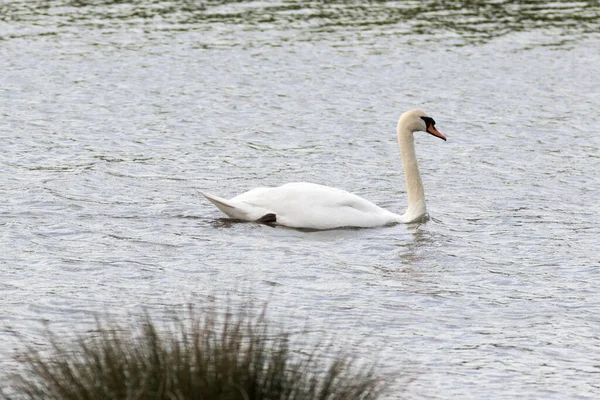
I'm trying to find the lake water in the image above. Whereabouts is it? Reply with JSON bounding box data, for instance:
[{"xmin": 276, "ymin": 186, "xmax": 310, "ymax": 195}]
[{"xmin": 1, "ymin": 1, "xmax": 600, "ymax": 398}]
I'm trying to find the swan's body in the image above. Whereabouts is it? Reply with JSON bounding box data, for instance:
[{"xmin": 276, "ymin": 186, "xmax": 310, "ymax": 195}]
[
  {"xmin": 202, "ymin": 182, "xmax": 404, "ymax": 230},
  {"xmin": 201, "ymin": 109, "xmax": 446, "ymax": 229}
]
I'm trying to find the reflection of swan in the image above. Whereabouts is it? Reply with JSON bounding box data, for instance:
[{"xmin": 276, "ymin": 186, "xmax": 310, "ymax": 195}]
[{"xmin": 201, "ymin": 109, "xmax": 446, "ymax": 229}]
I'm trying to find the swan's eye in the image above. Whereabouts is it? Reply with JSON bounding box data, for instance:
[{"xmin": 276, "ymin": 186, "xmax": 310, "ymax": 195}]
[{"xmin": 420, "ymin": 116, "xmax": 436, "ymax": 127}]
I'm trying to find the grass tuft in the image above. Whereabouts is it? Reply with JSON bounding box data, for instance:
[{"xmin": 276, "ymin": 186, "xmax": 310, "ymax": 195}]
[{"xmin": 2, "ymin": 304, "xmax": 383, "ymax": 400}]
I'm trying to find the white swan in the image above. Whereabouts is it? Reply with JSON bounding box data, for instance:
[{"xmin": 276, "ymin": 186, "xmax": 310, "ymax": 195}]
[{"xmin": 201, "ymin": 109, "xmax": 446, "ymax": 229}]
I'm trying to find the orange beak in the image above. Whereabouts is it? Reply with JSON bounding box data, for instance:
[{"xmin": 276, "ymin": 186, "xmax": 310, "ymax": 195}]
[{"xmin": 427, "ymin": 125, "xmax": 447, "ymax": 141}]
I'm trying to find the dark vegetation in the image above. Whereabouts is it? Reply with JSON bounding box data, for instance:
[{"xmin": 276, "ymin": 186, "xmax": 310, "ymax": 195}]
[{"xmin": 2, "ymin": 304, "xmax": 383, "ymax": 400}]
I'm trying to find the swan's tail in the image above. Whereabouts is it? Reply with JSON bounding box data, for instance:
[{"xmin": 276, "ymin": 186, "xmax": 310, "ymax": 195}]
[{"xmin": 200, "ymin": 191, "xmax": 271, "ymax": 222}]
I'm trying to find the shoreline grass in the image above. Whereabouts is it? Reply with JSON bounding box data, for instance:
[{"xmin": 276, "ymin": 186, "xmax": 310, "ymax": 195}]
[{"xmin": 2, "ymin": 304, "xmax": 383, "ymax": 400}]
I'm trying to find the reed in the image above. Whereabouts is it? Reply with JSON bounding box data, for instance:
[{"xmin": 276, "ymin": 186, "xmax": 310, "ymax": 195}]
[{"xmin": 3, "ymin": 304, "xmax": 382, "ymax": 400}]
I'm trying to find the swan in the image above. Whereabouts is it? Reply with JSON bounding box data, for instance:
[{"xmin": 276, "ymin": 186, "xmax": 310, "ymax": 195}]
[{"xmin": 201, "ymin": 109, "xmax": 446, "ymax": 229}]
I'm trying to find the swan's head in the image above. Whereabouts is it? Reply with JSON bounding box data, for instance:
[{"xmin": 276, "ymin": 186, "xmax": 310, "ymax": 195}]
[{"xmin": 398, "ymin": 109, "xmax": 447, "ymax": 141}]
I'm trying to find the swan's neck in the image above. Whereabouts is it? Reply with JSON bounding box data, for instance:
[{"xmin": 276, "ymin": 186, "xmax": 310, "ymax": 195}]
[{"xmin": 398, "ymin": 129, "xmax": 427, "ymax": 221}]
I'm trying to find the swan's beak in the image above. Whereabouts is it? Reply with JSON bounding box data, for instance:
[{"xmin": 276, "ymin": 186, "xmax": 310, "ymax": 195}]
[{"xmin": 427, "ymin": 125, "xmax": 447, "ymax": 141}]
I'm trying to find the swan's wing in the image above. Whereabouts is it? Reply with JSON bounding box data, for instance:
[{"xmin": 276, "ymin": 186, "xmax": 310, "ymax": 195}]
[
  {"xmin": 232, "ymin": 183, "xmax": 399, "ymax": 229},
  {"xmin": 281, "ymin": 183, "xmax": 387, "ymax": 213}
]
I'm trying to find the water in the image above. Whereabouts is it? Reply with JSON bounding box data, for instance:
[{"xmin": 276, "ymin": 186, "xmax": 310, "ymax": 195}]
[{"xmin": 1, "ymin": 1, "xmax": 600, "ymax": 398}]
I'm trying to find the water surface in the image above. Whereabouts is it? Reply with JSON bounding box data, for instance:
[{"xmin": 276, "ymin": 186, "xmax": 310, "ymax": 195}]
[{"xmin": 1, "ymin": 1, "xmax": 600, "ymax": 398}]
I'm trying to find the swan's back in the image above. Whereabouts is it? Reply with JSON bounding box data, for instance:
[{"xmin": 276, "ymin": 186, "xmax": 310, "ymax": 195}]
[{"xmin": 232, "ymin": 182, "xmax": 402, "ymax": 229}]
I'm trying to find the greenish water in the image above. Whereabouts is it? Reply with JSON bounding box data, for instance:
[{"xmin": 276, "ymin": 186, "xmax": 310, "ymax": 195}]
[
  {"xmin": 1, "ymin": 1, "xmax": 600, "ymax": 399},
  {"xmin": 2, "ymin": 0, "xmax": 599, "ymax": 44}
]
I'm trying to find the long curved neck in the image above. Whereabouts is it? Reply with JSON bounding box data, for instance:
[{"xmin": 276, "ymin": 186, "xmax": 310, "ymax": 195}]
[{"xmin": 397, "ymin": 128, "xmax": 426, "ymax": 220}]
